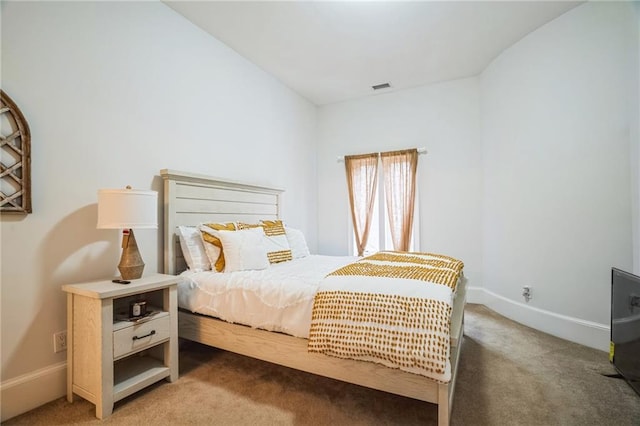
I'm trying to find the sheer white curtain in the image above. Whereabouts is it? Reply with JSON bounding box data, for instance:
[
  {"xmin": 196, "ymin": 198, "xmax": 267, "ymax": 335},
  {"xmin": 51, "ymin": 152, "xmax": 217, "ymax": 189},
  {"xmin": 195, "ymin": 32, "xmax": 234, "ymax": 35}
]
[
  {"xmin": 344, "ymin": 153, "xmax": 379, "ymax": 256},
  {"xmin": 381, "ymin": 149, "xmax": 418, "ymax": 252}
]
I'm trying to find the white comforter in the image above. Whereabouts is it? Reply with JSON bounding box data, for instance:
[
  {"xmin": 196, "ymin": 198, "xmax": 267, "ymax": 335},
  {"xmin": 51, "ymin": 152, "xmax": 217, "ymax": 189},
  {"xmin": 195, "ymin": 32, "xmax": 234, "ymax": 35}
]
[{"xmin": 178, "ymin": 255, "xmax": 357, "ymax": 338}]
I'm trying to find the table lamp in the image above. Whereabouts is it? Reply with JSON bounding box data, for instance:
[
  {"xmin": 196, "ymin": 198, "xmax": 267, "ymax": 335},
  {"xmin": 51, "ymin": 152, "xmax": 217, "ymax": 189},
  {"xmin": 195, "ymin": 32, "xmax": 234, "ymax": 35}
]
[{"xmin": 97, "ymin": 186, "xmax": 158, "ymax": 280}]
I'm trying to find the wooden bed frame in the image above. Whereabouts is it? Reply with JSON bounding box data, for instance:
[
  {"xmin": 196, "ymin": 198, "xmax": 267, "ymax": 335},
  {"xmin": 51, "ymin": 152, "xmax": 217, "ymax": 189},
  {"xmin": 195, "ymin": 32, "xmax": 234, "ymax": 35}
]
[{"xmin": 160, "ymin": 169, "xmax": 465, "ymax": 426}]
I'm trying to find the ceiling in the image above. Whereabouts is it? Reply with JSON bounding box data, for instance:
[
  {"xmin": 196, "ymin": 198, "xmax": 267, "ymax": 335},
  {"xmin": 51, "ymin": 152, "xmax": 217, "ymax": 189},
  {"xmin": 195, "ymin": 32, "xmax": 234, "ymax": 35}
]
[{"xmin": 164, "ymin": 1, "xmax": 582, "ymax": 106}]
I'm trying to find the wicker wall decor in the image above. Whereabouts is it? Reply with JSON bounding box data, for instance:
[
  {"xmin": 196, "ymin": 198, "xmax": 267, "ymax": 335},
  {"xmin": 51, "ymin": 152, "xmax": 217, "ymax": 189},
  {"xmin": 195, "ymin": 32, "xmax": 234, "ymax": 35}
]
[{"xmin": 1, "ymin": 90, "xmax": 31, "ymax": 214}]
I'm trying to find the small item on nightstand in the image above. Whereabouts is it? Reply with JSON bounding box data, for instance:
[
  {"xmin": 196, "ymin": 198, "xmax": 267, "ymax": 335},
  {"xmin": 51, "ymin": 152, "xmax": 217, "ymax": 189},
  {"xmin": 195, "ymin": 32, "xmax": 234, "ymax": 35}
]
[
  {"xmin": 129, "ymin": 299, "xmax": 147, "ymax": 318},
  {"xmin": 112, "ymin": 279, "xmax": 131, "ymax": 284}
]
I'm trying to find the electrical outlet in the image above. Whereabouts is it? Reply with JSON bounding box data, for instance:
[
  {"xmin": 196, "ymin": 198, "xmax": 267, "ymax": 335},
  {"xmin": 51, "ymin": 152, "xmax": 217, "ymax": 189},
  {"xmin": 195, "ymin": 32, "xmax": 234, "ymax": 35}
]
[
  {"xmin": 522, "ymin": 286, "xmax": 532, "ymax": 302},
  {"xmin": 53, "ymin": 331, "xmax": 67, "ymax": 353}
]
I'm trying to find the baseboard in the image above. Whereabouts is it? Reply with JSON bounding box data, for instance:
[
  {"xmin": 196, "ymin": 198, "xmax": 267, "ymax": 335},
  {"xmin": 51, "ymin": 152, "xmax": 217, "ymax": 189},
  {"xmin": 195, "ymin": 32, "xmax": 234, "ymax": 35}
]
[
  {"xmin": 466, "ymin": 286, "xmax": 609, "ymax": 352},
  {"xmin": 0, "ymin": 361, "xmax": 66, "ymax": 422},
  {"xmin": 466, "ymin": 285, "xmax": 487, "ymax": 305}
]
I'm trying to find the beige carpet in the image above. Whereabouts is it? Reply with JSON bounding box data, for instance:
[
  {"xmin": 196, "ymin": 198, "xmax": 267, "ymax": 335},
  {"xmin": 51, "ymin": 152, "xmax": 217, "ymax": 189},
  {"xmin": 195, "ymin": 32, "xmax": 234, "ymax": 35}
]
[{"xmin": 5, "ymin": 304, "xmax": 639, "ymax": 425}]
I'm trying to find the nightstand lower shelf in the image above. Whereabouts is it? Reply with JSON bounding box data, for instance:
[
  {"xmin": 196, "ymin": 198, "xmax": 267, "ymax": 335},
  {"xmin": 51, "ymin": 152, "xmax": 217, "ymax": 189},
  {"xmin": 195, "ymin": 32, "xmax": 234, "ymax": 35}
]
[{"xmin": 113, "ymin": 355, "xmax": 171, "ymax": 402}]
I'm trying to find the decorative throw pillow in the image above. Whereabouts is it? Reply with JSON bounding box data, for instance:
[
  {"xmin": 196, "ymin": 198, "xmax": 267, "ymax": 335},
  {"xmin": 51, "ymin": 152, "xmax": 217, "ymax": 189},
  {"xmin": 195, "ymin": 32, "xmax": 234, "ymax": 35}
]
[
  {"xmin": 177, "ymin": 226, "xmax": 211, "ymax": 272},
  {"xmin": 260, "ymin": 220, "xmax": 293, "ymax": 263},
  {"xmin": 199, "ymin": 222, "xmax": 237, "ymax": 272},
  {"xmin": 215, "ymin": 228, "xmax": 269, "ymax": 272},
  {"xmin": 285, "ymin": 227, "xmax": 310, "ymax": 259}
]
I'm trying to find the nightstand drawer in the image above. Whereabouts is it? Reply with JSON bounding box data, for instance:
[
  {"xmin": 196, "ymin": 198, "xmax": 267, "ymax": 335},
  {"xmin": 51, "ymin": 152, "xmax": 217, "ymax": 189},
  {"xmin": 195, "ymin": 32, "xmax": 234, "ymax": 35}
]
[{"xmin": 113, "ymin": 314, "xmax": 171, "ymax": 359}]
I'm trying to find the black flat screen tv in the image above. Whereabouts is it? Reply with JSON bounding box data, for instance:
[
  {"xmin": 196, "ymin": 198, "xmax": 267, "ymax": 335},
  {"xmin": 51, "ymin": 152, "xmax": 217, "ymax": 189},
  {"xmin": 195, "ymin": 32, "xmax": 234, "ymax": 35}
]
[{"xmin": 611, "ymin": 267, "xmax": 640, "ymax": 396}]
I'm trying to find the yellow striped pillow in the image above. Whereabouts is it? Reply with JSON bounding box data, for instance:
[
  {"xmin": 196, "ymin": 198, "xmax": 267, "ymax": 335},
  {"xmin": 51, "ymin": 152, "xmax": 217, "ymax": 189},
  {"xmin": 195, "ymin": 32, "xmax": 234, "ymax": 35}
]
[{"xmin": 260, "ymin": 220, "xmax": 293, "ymax": 263}]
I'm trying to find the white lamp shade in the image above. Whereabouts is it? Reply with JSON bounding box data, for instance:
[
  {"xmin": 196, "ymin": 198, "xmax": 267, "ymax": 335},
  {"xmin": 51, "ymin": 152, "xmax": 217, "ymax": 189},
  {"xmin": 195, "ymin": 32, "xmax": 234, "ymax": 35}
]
[{"xmin": 97, "ymin": 188, "xmax": 158, "ymax": 229}]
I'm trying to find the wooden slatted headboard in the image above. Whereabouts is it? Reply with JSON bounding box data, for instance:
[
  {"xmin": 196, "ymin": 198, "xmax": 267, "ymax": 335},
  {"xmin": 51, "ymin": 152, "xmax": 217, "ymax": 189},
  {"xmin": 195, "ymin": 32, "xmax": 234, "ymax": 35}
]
[{"xmin": 160, "ymin": 169, "xmax": 284, "ymax": 275}]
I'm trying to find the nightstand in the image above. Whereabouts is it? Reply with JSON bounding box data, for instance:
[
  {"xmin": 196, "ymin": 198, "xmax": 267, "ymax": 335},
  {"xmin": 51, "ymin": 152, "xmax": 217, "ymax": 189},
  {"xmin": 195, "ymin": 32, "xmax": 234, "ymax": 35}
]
[{"xmin": 62, "ymin": 274, "xmax": 178, "ymax": 419}]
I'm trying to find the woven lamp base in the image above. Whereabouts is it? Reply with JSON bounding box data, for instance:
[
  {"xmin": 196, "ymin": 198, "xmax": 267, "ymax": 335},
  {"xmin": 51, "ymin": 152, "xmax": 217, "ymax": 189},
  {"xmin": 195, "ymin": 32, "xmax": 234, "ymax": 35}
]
[{"xmin": 118, "ymin": 229, "xmax": 145, "ymax": 280}]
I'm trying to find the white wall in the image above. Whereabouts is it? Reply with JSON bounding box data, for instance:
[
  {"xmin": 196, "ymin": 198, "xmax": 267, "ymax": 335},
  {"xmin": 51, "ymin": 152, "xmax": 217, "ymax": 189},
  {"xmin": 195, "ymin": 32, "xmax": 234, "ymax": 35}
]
[
  {"xmin": 316, "ymin": 78, "xmax": 483, "ymax": 289},
  {"xmin": 480, "ymin": 1, "xmax": 637, "ymax": 348},
  {"xmin": 0, "ymin": 2, "xmax": 317, "ymax": 420}
]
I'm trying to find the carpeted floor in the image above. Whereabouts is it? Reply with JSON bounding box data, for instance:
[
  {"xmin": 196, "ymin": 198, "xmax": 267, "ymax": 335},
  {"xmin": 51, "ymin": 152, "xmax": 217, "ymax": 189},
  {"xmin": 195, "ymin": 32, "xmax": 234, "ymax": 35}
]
[{"xmin": 4, "ymin": 304, "xmax": 639, "ymax": 425}]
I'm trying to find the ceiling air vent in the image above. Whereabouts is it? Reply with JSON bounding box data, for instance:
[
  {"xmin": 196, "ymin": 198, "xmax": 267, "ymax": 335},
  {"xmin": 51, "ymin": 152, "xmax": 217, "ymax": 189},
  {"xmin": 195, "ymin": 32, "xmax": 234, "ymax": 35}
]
[{"xmin": 372, "ymin": 82, "xmax": 391, "ymax": 90}]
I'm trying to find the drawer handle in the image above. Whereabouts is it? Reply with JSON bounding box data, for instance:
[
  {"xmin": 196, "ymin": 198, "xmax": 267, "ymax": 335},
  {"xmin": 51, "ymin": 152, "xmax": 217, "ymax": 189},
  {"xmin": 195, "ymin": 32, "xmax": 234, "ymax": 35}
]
[{"xmin": 132, "ymin": 330, "xmax": 156, "ymax": 341}]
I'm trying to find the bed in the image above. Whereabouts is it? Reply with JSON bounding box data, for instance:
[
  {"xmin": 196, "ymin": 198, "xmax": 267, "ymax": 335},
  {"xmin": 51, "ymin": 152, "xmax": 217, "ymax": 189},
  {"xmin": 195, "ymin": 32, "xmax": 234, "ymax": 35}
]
[{"xmin": 160, "ymin": 168, "xmax": 466, "ymax": 426}]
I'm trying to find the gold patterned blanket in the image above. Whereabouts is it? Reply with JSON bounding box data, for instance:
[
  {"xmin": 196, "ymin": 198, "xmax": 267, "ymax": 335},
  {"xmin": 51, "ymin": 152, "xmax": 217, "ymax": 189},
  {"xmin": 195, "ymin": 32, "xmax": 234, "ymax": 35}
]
[{"xmin": 308, "ymin": 251, "xmax": 464, "ymax": 383}]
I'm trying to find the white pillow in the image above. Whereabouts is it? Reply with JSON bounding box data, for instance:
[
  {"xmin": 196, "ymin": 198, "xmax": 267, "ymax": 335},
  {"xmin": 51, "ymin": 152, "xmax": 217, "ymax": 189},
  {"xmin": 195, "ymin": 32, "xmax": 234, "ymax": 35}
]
[
  {"xmin": 215, "ymin": 227, "xmax": 270, "ymax": 272},
  {"xmin": 177, "ymin": 226, "xmax": 211, "ymax": 272},
  {"xmin": 286, "ymin": 227, "xmax": 310, "ymax": 259}
]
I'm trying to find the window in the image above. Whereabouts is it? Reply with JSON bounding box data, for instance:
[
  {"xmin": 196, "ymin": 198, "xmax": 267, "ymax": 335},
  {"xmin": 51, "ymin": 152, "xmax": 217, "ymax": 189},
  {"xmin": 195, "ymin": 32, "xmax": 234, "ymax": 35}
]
[
  {"xmin": 345, "ymin": 149, "xmax": 419, "ymax": 256},
  {"xmin": 350, "ymin": 166, "xmax": 420, "ymax": 256}
]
